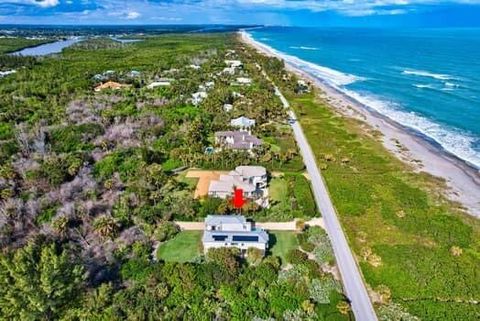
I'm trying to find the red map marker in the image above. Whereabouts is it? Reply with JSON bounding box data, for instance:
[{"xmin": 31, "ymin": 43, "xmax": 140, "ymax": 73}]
[{"xmin": 232, "ymin": 187, "xmax": 246, "ymax": 209}]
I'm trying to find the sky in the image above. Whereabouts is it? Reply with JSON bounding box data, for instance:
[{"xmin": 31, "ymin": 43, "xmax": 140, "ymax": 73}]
[{"xmin": 1, "ymin": 0, "xmax": 480, "ymax": 27}]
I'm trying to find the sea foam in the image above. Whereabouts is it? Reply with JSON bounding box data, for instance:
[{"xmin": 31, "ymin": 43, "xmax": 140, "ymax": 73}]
[
  {"xmin": 242, "ymin": 31, "xmax": 362, "ymax": 86},
  {"xmin": 341, "ymin": 89, "xmax": 480, "ymax": 168},
  {"xmin": 244, "ymin": 30, "xmax": 480, "ymax": 169},
  {"xmin": 402, "ymin": 69, "xmax": 453, "ymax": 81},
  {"xmin": 290, "ymin": 46, "xmax": 320, "ymax": 51}
]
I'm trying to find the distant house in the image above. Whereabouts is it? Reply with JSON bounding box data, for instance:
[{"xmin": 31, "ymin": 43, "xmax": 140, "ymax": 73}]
[
  {"xmin": 147, "ymin": 78, "xmax": 173, "ymax": 89},
  {"xmin": 128, "ymin": 70, "xmax": 141, "ymax": 78},
  {"xmin": 92, "ymin": 70, "xmax": 116, "ymax": 82},
  {"xmin": 208, "ymin": 166, "xmax": 268, "ymax": 207},
  {"xmin": 191, "ymin": 91, "xmax": 208, "ymax": 106},
  {"xmin": 94, "ymin": 81, "xmax": 129, "ymax": 92},
  {"xmin": 225, "ymin": 60, "xmax": 243, "ymax": 68},
  {"xmin": 295, "ymin": 80, "xmax": 310, "ymax": 94},
  {"xmin": 215, "ymin": 131, "xmax": 262, "ymax": 150},
  {"xmin": 189, "ymin": 64, "xmax": 201, "ymax": 70},
  {"xmin": 235, "ymin": 77, "xmax": 252, "ymax": 85},
  {"xmin": 230, "ymin": 116, "xmax": 255, "ymax": 130},
  {"xmin": 223, "ymin": 104, "xmax": 233, "ymax": 112},
  {"xmin": 0, "ymin": 70, "xmax": 16, "ymax": 78},
  {"xmin": 203, "ymin": 215, "xmax": 269, "ymax": 255},
  {"xmin": 223, "ymin": 67, "xmax": 236, "ymax": 75}
]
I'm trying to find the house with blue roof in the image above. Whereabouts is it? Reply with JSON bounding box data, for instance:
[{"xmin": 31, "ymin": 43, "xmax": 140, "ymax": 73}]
[{"xmin": 202, "ymin": 215, "xmax": 269, "ymax": 255}]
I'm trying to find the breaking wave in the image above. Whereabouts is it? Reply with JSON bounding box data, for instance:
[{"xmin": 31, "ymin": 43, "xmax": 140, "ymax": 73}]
[
  {"xmin": 290, "ymin": 46, "xmax": 320, "ymax": 51},
  {"xmin": 244, "ymin": 30, "xmax": 480, "ymax": 169},
  {"xmin": 402, "ymin": 69, "xmax": 454, "ymax": 81}
]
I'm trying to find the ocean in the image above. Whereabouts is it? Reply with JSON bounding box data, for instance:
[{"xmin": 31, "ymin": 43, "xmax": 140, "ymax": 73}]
[{"xmin": 247, "ymin": 27, "xmax": 480, "ymax": 169}]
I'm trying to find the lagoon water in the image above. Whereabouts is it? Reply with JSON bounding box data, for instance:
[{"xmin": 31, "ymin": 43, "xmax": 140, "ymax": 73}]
[
  {"xmin": 11, "ymin": 38, "xmax": 81, "ymax": 56},
  {"xmin": 248, "ymin": 27, "xmax": 480, "ymax": 169}
]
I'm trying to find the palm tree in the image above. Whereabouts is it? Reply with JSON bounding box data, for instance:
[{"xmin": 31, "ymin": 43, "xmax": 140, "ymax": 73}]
[
  {"xmin": 93, "ymin": 215, "xmax": 119, "ymax": 239},
  {"xmin": 52, "ymin": 216, "xmax": 69, "ymax": 237}
]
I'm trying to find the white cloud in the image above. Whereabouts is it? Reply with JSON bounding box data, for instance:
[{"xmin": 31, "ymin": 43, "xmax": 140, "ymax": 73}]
[
  {"xmin": 31, "ymin": 0, "xmax": 59, "ymax": 7},
  {"xmin": 126, "ymin": 11, "xmax": 141, "ymax": 19},
  {"xmin": 7, "ymin": 0, "xmax": 60, "ymax": 8}
]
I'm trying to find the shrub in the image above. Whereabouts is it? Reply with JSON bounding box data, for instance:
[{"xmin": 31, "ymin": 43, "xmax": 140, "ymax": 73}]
[
  {"xmin": 206, "ymin": 247, "xmax": 241, "ymax": 274},
  {"xmin": 154, "ymin": 221, "xmax": 180, "ymax": 242},
  {"xmin": 378, "ymin": 303, "xmax": 420, "ymax": 321},
  {"xmin": 246, "ymin": 247, "xmax": 263, "ymax": 266},
  {"xmin": 286, "ymin": 249, "xmax": 309, "ymax": 265},
  {"xmin": 0, "ymin": 123, "xmax": 14, "ymax": 140},
  {"xmin": 49, "ymin": 123, "xmax": 104, "ymax": 153},
  {"xmin": 309, "ymin": 276, "xmax": 341, "ymax": 304}
]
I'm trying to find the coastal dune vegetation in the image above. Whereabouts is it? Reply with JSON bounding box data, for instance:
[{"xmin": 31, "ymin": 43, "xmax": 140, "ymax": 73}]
[
  {"xmin": 0, "ymin": 33, "xmax": 348, "ymax": 320},
  {"xmin": 252, "ymin": 44, "xmax": 480, "ymax": 321}
]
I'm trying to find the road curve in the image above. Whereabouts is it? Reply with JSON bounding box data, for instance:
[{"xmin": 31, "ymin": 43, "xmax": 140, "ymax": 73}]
[{"xmin": 275, "ymin": 86, "xmax": 378, "ymax": 321}]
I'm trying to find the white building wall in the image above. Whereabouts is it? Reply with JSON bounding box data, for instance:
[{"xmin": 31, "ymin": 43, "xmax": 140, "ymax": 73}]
[{"xmin": 204, "ymin": 242, "xmax": 266, "ymax": 253}]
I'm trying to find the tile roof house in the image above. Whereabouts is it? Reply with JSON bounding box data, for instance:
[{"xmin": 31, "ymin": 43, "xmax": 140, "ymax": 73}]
[
  {"xmin": 230, "ymin": 116, "xmax": 256, "ymax": 130},
  {"xmin": 208, "ymin": 166, "xmax": 268, "ymax": 207},
  {"xmin": 202, "ymin": 215, "xmax": 269, "ymax": 254},
  {"xmin": 214, "ymin": 131, "xmax": 262, "ymax": 150},
  {"xmin": 94, "ymin": 81, "xmax": 129, "ymax": 92}
]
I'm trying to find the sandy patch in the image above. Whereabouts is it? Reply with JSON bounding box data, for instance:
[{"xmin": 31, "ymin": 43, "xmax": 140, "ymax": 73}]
[{"xmin": 186, "ymin": 170, "xmax": 228, "ymax": 198}]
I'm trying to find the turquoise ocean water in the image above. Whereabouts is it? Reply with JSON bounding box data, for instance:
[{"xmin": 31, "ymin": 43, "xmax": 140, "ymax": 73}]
[{"xmin": 247, "ymin": 27, "xmax": 480, "ymax": 169}]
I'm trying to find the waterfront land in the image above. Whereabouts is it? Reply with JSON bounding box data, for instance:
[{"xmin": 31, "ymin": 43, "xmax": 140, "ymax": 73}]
[
  {"xmin": 1, "ymin": 29, "xmax": 479, "ymax": 321},
  {"xmin": 0, "ymin": 33, "xmax": 348, "ymax": 320},
  {"xmin": 241, "ymin": 32, "xmax": 480, "ymax": 320}
]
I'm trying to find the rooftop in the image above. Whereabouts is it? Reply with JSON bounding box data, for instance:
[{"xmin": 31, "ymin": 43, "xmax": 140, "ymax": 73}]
[
  {"xmin": 205, "ymin": 215, "xmax": 247, "ymax": 226},
  {"xmin": 231, "ymin": 116, "xmax": 255, "ymax": 128},
  {"xmin": 203, "ymin": 229, "xmax": 269, "ymax": 244}
]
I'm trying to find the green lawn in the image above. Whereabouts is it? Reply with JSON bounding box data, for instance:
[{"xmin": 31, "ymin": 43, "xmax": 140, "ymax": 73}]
[
  {"xmin": 269, "ymin": 231, "xmax": 299, "ymax": 265},
  {"xmin": 175, "ymin": 170, "xmax": 198, "ymax": 190},
  {"xmin": 269, "ymin": 176, "xmax": 289, "ymax": 204},
  {"xmin": 157, "ymin": 231, "xmax": 203, "ymax": 263}
]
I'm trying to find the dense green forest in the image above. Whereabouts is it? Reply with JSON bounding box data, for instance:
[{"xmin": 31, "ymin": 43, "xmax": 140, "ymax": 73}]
[
  {"xmin": 0, "ymin": 34, "xmax": 350, "ymax": 320},
  {"xmin": 0, "ymin": 37, "xmax": 50, "ymax": 54}
]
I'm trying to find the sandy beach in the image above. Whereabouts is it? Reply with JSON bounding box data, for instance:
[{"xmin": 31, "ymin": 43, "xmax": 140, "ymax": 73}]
[{"xmin": 239, "ymin": 31, "xmax": 480, "ymax": 217}]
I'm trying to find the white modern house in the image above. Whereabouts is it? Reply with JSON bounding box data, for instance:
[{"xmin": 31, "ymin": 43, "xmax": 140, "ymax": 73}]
[
  {"xmin": 208, "ymin": 166, "xmax": 269, "ymax": 207},
  {"xmin": 225, "ymin": 60, "xmax": 243, "ymax": 68},
  {"xmin": 191, "ymin": 91, "xmax": 208, "ymax": 106},
  {"xmin": 202, "ymin": 215, "xmax": 269, "ymax": 255},
  {"xmin": 147, "ymin": 78, "xmax": 173, "ymax": 89},
  {"xmin": 223, "ymin": 67, "xmax": 236, "ymax": 75},
  {"xmin": 236, "ymin": 77, "xmax": 252, "ymax": 85},
  {"xmin": 230, "ymin": 116, "xmax": 256, "ymax": 130}
]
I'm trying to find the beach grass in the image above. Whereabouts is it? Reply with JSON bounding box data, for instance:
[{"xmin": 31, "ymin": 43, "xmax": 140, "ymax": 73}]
[
  {"xmin": 157, "ymin": 231, "xmax": 203, "ymax": 263},
  {"xmin": 287, "ymin": 90, "xmax": 480, "ymax": 320},
  {"xmin": 269, "ymin": 231, "xmax": 299, "ymax": 265}
]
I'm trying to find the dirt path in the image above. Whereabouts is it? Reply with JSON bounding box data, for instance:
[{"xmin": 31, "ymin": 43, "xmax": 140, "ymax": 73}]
[{"xmin": 175, "ymin": 218, "xmax": 324, "ymax": 231}]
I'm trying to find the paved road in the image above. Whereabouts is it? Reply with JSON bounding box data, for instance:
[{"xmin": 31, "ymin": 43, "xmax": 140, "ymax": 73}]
[{"xmin": 275, "ymin": 86, "xmax": 378, "ymax": 321}]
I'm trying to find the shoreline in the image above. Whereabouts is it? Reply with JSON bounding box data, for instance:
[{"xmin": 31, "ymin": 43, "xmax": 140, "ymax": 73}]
[{"xmin": 239, "ymin": 30, "xmax": 480, "ymax": 217}]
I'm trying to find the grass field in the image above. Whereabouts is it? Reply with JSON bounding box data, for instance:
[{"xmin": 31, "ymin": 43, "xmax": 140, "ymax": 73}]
[
  {"xmin": 269, "ymin": 176, "xmax": 289, "ymax": 204},
  {"xmin": 288, "ymin": 90, "xmax": 480, "ymax": 320},
  {"xmin": 269, "ymin": 173, "xmax": 317, "ymax": 219},
  {"xmin": 269, "ymin": 231, "xmax": 299, "ymax": 265},
  {"xmin": 157, "ymin": 231, "xmax": 202, "ymax": 263}
]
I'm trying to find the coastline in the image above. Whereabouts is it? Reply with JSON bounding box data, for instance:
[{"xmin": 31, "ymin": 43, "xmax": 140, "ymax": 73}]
[{"xmin": 239, "ymin": 30, "xmax": 480, "ymax": 217}]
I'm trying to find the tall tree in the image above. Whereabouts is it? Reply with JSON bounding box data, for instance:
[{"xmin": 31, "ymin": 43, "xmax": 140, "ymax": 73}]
[{"xmin": 0, "ymin": 240, "xmax": 86, "ymax": 320}]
